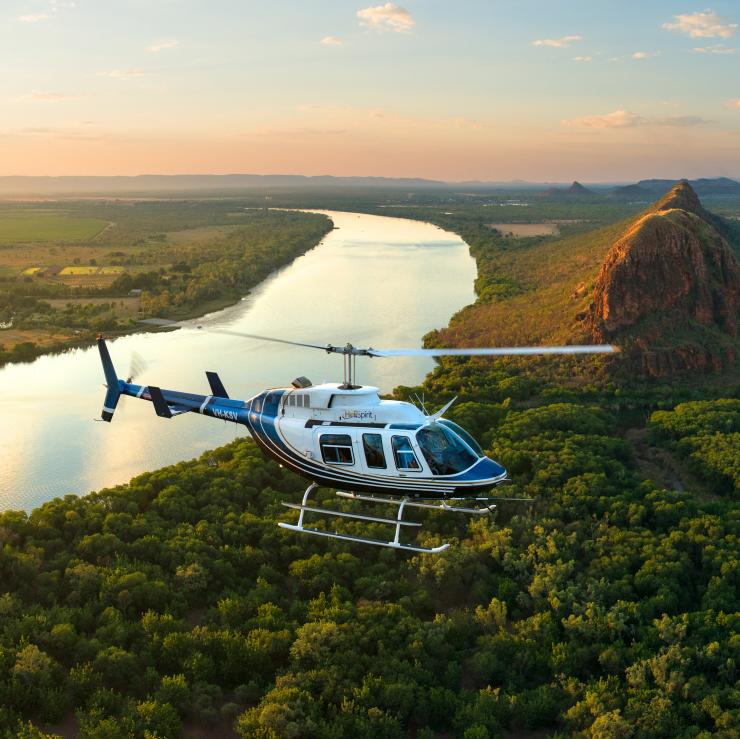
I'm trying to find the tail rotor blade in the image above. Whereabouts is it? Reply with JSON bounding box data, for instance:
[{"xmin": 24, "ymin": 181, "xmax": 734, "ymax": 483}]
[{"xmin": 127, "ymin": 351, "xmax": 148, "ymax": 383}]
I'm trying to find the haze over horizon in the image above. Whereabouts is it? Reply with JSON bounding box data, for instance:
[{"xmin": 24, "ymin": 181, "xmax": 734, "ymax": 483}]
[{"xmin": 2, "ymin": 0, "xmax": 739, "ymax": 181}]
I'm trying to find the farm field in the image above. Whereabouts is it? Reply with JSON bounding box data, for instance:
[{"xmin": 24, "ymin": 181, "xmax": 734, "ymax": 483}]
[{"xmin": 0, "ymin": 209, "xmax": 107, "ymax": 243}]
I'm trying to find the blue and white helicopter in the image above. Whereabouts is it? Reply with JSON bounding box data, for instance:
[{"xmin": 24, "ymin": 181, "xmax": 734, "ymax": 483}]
[{"xmin": 98, "ymin": 330, "xmax": 616, "ymax": 553}]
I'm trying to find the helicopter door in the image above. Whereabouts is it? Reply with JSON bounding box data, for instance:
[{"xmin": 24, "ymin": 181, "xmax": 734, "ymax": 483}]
[{"xmin": 360, "ymin": 432, "xmax": 388, "ymax": 475}]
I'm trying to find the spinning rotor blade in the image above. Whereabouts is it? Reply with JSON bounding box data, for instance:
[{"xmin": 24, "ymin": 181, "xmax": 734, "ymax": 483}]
[
  {"xmin": 126, "ymin": 351, "xmax": 148, "ymax": 383},
  {"xmin": 140, "ymin": 318, "xmax": 332, "ymax": 353},
  {"xmin": 366, "ymin": 345, "xmax": 618, "ymax": 358},
  {"xmin": 139, "ymin": 319, "xmax": 618, "ymax": 358}
]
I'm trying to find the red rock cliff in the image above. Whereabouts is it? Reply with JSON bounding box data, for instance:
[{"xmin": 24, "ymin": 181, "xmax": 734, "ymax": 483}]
[{"xmin": 588, "ymin": 182, "xmax": 740, "ymax": 376}]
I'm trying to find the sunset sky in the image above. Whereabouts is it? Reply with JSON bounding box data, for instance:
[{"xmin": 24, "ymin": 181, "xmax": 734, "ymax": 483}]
[{"xmin": 2, "ymin": 0, "xmax": 739, "ymax": 181}]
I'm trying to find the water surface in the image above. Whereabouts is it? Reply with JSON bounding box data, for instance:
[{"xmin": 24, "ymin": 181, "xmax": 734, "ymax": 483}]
[{"xmin": 0, "ymin": 211, "xmax": 476, "ymax": 511}]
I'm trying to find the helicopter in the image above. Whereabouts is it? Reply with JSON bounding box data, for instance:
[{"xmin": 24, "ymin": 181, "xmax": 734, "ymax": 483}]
[{"xmin": 97, "ymin": 327, "xmax": 617, "ymax": 553}]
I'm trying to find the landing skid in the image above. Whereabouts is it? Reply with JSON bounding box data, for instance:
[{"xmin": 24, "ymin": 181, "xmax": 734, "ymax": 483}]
[{"xmin": 278, "ymin": 484, "xmax": 498, "ymax": 553}]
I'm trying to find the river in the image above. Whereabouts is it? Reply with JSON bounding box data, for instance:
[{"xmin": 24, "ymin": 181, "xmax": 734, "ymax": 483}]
[{"xmin": 0, "ymin": 210, "xmax": 476, "ymax": 512}]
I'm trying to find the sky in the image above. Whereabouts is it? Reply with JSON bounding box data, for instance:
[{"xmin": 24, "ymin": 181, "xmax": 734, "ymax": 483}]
[{"xmin": 1, "ymin": 0, "xmax": 739, "ymax": 181}]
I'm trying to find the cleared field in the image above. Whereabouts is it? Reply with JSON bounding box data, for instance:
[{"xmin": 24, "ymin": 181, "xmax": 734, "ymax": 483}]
[
  {"xmin": 0, "ymin": 327, "xmax": 74, "ymax": 349},
  {"xmin": 22, "ymin": 266, "xmax": 42, "ymax": 275},
  {"xmin": 0, "ymin": 210, "xmax": 107, "ymax": 243},
  {"xmin": 60, "ymin": 266, "xmax": 99, "ymax": 275},
  {"xmin": 46, "ymin": 296, "xmax": 141, "ymax": 318},
  {"xmin": 487, "ymin": 222, "xmax": 560, "ymax": 237},
  {"xmin": 57, "ymin": 265, "xmax": 124, "ymax": 276}
]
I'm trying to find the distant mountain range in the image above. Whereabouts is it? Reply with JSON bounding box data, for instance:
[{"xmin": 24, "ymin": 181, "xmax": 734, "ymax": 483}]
[
  {"xmin": 0, "ymin": 174, "xmax": 452, "ymax": 194},
  {"xmin": 0, "ymin": 173, "xmax": 738, "ymax": 197},
  {"xmin": 611, "ymin": 177, "xmax": 740, "ymax": 200}
]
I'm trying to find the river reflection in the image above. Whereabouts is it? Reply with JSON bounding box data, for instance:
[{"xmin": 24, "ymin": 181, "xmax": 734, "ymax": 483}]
[{"xmin": 0, "ymin": 210, "xmax": 476, "ymax": 511}]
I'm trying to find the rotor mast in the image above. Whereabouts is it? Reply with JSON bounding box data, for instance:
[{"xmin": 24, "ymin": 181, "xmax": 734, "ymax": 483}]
[{"xmin": 334, "ymin": 342, "xmax": 365, "ymax": 389}]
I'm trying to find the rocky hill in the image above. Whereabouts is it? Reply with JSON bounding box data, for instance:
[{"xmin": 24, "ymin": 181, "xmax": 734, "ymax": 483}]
[
  {"xmin": 544, "ymin": 180, "xmax": 596, "ymax": 198},
  {"xmin": 588, "ymin": 181, "xmax": 740, "ymax": 376}
]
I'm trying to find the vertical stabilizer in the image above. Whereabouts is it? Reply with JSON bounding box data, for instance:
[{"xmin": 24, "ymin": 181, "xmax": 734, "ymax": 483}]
[{"xmin": 97, "ymin": 335, "xmax": 122, "ymax": 422}]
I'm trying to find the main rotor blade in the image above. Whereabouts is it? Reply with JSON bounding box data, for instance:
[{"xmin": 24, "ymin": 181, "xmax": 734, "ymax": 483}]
[
  {"xmin": 139, "ymin": 318, "xmax": 335, "ymax": 353},
  {"xmin": 198, "ymin": 327, "xmax": 338, "ymax": 352},
  {"xmin": 139, "ymin": 320, "xmax": 618, "ymax": 358},
  {"xmin": 366, "ymin": 345, "xmax": 619, "ymax": 357}
]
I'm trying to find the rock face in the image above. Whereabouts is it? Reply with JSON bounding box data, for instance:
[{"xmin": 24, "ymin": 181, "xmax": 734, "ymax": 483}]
[{"xmin": 588, "ymin": 181, "xmax": 740, "ymax": 376}]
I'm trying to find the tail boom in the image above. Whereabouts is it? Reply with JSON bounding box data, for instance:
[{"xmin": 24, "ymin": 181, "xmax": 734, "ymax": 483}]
[{"xmin": 96, "ymin": 336, "xmax": 246, "ymax": 424}]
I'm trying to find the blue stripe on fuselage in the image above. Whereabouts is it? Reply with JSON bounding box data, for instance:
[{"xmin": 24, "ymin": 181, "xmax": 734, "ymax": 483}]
[{"xmin": 122, "ymin": 382, "xmax": 251, "ymax": 423}]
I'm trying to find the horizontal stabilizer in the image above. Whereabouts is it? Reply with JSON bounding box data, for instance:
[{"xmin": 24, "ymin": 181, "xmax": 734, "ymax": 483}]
[
  {"xmin": 148, "ymin": 386, "xmax": 173, "ymax": 418},
  {"xmin": 206, "ymin": 371, "xmax": 228, "ymax": 398}
]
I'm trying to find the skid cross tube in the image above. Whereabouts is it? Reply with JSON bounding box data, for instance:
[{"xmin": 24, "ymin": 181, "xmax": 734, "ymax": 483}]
[
  {"xmin": 336, "ymin": 491, "xmax": 497, "ymax": 515},
  {"xmin": 278, "ymin": 484, "xmax": 448, "ymax": 553}
]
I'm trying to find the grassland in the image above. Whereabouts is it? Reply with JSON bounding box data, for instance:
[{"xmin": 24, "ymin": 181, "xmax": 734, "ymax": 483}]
[
  {"xmin": 0, "ymin": 208, "xmax": 106, "ymax": 243},
  {"xmin": 435, "ymin": 219, "xmax": 631, "ymax": 347}
]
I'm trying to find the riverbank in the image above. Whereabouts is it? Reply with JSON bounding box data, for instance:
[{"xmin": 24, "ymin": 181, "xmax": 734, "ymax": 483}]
[{"xmin": 0, "ymin": 208, "xmax": 333, "ymax": 369}]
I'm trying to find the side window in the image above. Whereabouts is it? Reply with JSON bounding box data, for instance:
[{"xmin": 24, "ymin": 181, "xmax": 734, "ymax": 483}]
[
  {"xmin": 392, "ymin": 436, "xmax": 421, "ymax": 471},
  {"xmin": 319, "ymin": 434, "xmax": 354, "ymax": 465},
  {"xmin": 252, "ymin": 397, "xmax": 263, "ymax": 413},
  {"xmin": 362, "ymin": 433, "xmax": 387, "ymax": 469}
]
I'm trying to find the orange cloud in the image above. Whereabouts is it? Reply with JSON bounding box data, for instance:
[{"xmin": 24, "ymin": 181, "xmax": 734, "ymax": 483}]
[
  {"xmin": 357, "ymin": 3, "xmax": 414, "ymax": 33},
  {"xmin": 663, "ymin": 10, "xmax": 737, "ymax": 39}
]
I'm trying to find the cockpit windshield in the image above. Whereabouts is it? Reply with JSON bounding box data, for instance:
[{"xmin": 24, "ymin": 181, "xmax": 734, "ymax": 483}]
[
  {"xmin": 416, "ymin": 423, "xmax": 478, "ymax": 476},
  {"xmin": 438, "ymin": 419, "xmax": 484, "ymax": 457}
]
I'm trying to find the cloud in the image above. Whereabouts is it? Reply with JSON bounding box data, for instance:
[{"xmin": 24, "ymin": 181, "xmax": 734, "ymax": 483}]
[
  {"xmin": 97, "ymin": 69, "xmax": 149, "ymax": 80},
  {"xmin": 572, "ymin": 55, "xmax": 593, "ymax": 62},
  {"xmin": 692, "ymin": 43, "xmax": 736, "ymax": 53},
  {"xmin": 533, "ymin": 35, "xmax": 582, "ymax": 48},
  {"xmin": 26, "ymin": 90, "xmax": 81, "ymax": 101},
  {"xmin": 632, "ymin": 51, "xmax": 660, "ymax": 60},
  {"xmin": 148, "ymin": 39, "xmax": 180, "ymax": 52},
  {"xmin": 562, "ymin": 109, "xmax": 709, "ymax": 128},
  {"xmin": 663, "ymin": 10, "xmax": 737, "ymax": 39},
  {"xmin": 320, "ymin": 36, "xmax": 342, "ymax": 46},
  {"xmin": 17, "ymin": 0, "xmax": 75, "ymax": 22},
  {"xmin": 357, "ymin": 3, "xmax": 414, "ymax": 33},
  {"xmin": 18, "ymin": 13, "xmax": 49, "ymax": 22},
  {"xmin": 562, "ymin": 110, "xmax": 644, "ymax": 128},
  {"xmin": 652, "ymin": 115, "xmax": 710, "ymax": 126}
]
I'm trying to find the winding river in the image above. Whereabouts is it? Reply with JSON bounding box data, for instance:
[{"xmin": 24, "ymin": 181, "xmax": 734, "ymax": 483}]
[{"xmin": 0, "ymin": 211, "xmax": 476, "ymax": 512}]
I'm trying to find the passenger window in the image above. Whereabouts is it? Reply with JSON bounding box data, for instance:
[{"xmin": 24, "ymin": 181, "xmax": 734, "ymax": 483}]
[
  {"xmin": 391, "ymin": 436, "xmax": 421, "ymax": 471},
  {"xmin": 320, "ymin": 434, "xmax": 354, "ymax": 465},
  {"xmin": 252, "ymin": 398, "xmax": 263, "ymax": 413},
  {"xmin": 362, "ymin": 433, "xmax": 387, "ymax": 469}
]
